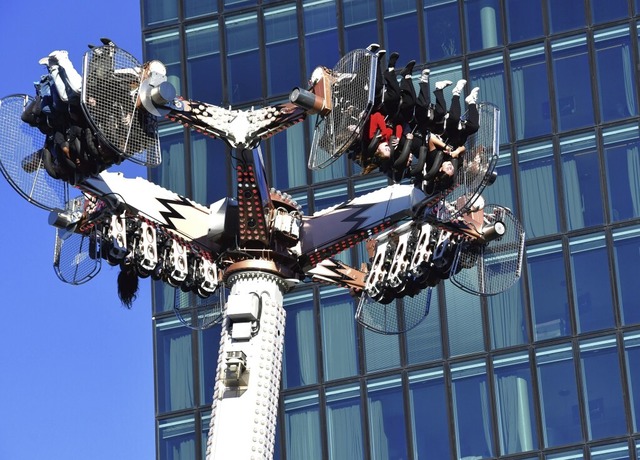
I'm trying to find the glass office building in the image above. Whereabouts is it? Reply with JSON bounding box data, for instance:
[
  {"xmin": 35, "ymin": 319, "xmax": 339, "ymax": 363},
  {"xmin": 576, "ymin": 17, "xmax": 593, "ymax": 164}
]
[{"xmin": 142, "ymin": 0, "xmax": 640, "ymax": 458}]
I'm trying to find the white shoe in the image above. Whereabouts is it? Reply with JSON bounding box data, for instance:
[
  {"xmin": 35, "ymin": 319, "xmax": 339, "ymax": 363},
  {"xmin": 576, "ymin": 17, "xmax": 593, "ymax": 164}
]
[
  {"xmin": 366, "ymin": 43, "xmax": 380, "ymax": 53},
  {"xmin": 452, "ymin": 79, "xmax": 467, "ymax": 96},
  {"xmin": 420, "ymin": 69, "xmax": 430, "ymax": 84},
  {"xmin": 435, "ymin": 80, "xmax": 452, "ymax": 90},
  {"xmin": 465, "ymin": 87, "xmax": 480, "ymax": 105}
]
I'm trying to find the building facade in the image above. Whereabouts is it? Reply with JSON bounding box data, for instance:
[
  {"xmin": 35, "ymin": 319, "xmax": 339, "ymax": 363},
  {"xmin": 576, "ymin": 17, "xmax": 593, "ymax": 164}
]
[{"xmin": 142, "ymin": 0, "xmax": 640, "ymax": 458}]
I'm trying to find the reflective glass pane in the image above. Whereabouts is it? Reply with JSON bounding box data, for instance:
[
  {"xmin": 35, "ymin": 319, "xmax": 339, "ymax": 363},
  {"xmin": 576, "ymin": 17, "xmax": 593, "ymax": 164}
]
[
  {"xmin": 546, "ymin": 449, "xmax": 585, "ymax": 460},
  {"xmin": 612, "ymin": 226, "xmax": 640, "ymax": 325},
  {"xmin": 202, "ymin": 412, "xmax": 210, "ymax": 459},
  {"xmin": 469, "ymin": 54, "xmax": 509, "ymax": 144},
  {"xmin": 367, "ymin": 376, "xmax": 408, "ymax": 459},
  {"xmin": 624, "ymin": 332, "xmax": 640, "ymax": 431},
  {"xmin": 560, "ymin": 134, "xmax": 604, "ymax": 229},
  {"xmin": 595, "ymin": 27, "xmax": 637, "ymax": 123},
  {"xmin": 312, "ymin": 183, "xmax": 349, "ymax": 213},
  {"xmin": 264, "ymin": 5, "xmax": 301, "ymax": 96},
  {"xmin": 199, "ymin": 323, "xmax": 221, "ymax": 405},
  {"xmin": 423, "ymin": 0, "xmax": 462, "ymax": 61},
  {"xmin": 547, "ymin": 0, "xmax": 586, "ymax": 34},
  {"xmin": 223, "ymin": 0, "xmax": 256, "ymax": 11},
  {"xmin": 579, "ymin": 337, "xmax": 627, "ymax": 440},
  {"xmin": 505, "ymin": 0, "xmax": 543, "ymax": 43},
  {"xmin": 268, "ymin": 122, "xmax": 307, "ymax": 190},
  {"xmin": 186, "ymin": 22, "xmax": 222, "ymax": 105},
  {"xmin": 326, "ymin": 384, "xmax": 365, "ymax": 459},
  {"xmin": 591, "ymin": 0, "xmax": 629, "ymax": 24},
  {"xmin": 568, "ymin": 234, "xmax": 614, "ymax": 333},
  {"xmin": 364, "ymin": 325, "xmax": 400, "ymax": 373},
  {"xmin": 464, "ymin": 0, "xmax": 503, "ymax": 52},
  {"xmin": 145, "ymin": 30, "xmax": 182, "ymax": 95},
  {"xmin": 191, "ymin": 132, "xmax": 228, "ymax": 205},
  {"xmin": 406, "ymin": 288, "xmax": 442, "ymax": 364},
  {"xmin": 518, "ymin": 142, "xmax": 560, "ymax": 238},
  {"xmin": 283, "ymin": 290, "xmax": 318, "ymax": 389},
  {"xmin": 590, "ymin": 441, "xmax": 631, "ymax": 459},
  {"xmin": 383, "ymin": 0, "xmax": 420, "ymax": 62},
  {"xmin": 144, "ymin": 0, "xmax": 178, "ymax": 27},
  {"xmin": 153, "ymin": 125, "xmax": 187, "ymax": 196},
  {"xmin": 551, "ymin": 36, "xmax": 594, "ymax": 132},
  {"xmin": 311, "ymin": 150, "xmax": 347, "ymax": 184},
  {"xmin": 489, "ymin": 278, "xmax": 528, "ymax": 349},
  {"xmin": 225, "ymin": 13, "xmax": 260, "ymax": 103},
  {"xmin": 303, "ymin": 0, "xmax": 339, "ymax": 77},
  {"xmin": 284, "ymin": 392, "xmax": 322, "ymax": 459},
  {"xmin": 321, "ymin": 288, "xmax": 360, "ymax": 381},
  {"xmin": 528, "ymin": 243, "xmax": 571, "ymax": 341},
  {"xmin": 156, "ymin": 318, "xmax": 194, "ymax": 413},
  {"xmin": 483, "ymin": 150, "xmax": 516, "ymax": 213},
  {"xmin": 510, "ymin": 46, "xmax": 551, "ymax": 140},
  {"xmin": 159, "ymin": 415, "xmax": 196, "ymax": 460},
  {"xmin": 409, "ymin": 369, "xmax": 452, "ymax": 458},
  {"xmin": 184, "ymin": 0, "xmax": 216, "ymax": 18},
  {"xmin": 451, "ymin": 360, "xmax": 495, "ymax": 458},
  {"xmin": 536, "ymin": 344, "xmax": 582, "ymax": 447},
  {"xmin": 343, "ymin": 0, "xmax": 379, "ymax": 51},
  {"xmin": 445, "ymin": 281, "xmax": 484, "ymax": 357},
  {"xmin": 493, "ymin": 353, "xmax": 538, "ymax": 455},
  {"xmin": 604, "ymin": 124, "xmax": 640, "ymax": 222}
]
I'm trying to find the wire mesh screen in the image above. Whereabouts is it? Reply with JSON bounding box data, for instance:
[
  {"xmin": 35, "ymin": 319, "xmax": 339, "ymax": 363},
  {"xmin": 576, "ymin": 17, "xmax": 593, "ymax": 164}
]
[
  {"xmin": 441, "ymin": 103, "xmax": 500, "ymax": 220},
  {"xmin": 451, "ymin": 205, "xmax": 525, "ymax": 296},
  {"xmin": 82, "ymin": 46, "xmax": 161, "ymax": 166},
  {"xmin": 0, "ymin": 95, "xmax": 68, "ymax": 211},
  {"xmin": 355, "ymin": 287, "xmax": 431, "ymax": 335},
  {"xmin": 174, "ymin": 286, "xmax": 225, "ymax": 330},
  {"xmin": 309, "ymin": 49, "xmax": 376, "ymax": 170},
  {"xmin": 53, "ymin": 225, "xmax": 102, "ymax": 285}
]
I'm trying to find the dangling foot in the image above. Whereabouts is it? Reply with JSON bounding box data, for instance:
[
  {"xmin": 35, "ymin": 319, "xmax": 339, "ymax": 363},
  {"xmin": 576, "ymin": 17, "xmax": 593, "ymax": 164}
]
[
  {"xmin": 400, "ymin": 60, "xmax": 416, "ymax": 77},
  {"xmin": 420, "ymin": 69, "xmax": 430, "ymax": 84},
  {"xmin": 435, "ymin": 80, "xmax": 453, "ymax": 90},
  {"xmin": 452, "ymin": 79, "xmax": 467, "ymax": 96},
  {"xmin": 387, "ymin": 51, "xmax": 400, "ymax": 71},
  {"xmin": 367, "ymin": 43, "xmax": 380, "ymax": 53},
  {"xmin": 376, "ymin": 49, "xmax": 386, "ymax": 60},
  {"xmin": 465, "ymin": 87, "xmax": 480, "ymax": 105}
]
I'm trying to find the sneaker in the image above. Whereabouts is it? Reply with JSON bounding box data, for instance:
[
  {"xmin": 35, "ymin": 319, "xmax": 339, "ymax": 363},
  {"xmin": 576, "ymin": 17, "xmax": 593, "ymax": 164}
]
[
  {"xmin": 465, "ymin": 87, "xmax": 480, "ymax": 105},
  {"xmin": 387, "ymin": 52, "xmax": 400, "ymax": 70},
  {"xmin": 400, "ymin": 60, "xmax": 416, "ymax": 77},
  {"xmin": 452, "ymin": 79, "xmax": 467, "ymax": 96},
  {"xmin": 435, "ymin": 80, "xmax": 453, "ymax": 90},
  {"xmin": 420, "ymin": 69, "xmax": 430, "ymax": 84},
  {"xmin": 366, "ymin": 43, "xmax": 380, "ymax": 53},
  {"xmin": 376, "ymin": 49, "xmax": 386, "ymax": 60}
]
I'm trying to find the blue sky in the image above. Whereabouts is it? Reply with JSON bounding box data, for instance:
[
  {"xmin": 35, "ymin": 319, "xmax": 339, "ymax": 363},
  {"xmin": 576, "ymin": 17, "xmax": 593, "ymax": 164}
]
[{"xmin": 0, "ymin": 3, "xmax": 156, "ymax": 459}]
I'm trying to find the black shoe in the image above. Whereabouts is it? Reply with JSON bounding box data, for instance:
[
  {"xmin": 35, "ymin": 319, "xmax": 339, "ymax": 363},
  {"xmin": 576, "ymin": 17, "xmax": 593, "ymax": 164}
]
[
  {"xmin": 388, "ymin": 52, "xmax": 400, "ymax": 69},
  {"xmin": 400, "ymin": 60, "xmax": 416, "ymax": 77}
]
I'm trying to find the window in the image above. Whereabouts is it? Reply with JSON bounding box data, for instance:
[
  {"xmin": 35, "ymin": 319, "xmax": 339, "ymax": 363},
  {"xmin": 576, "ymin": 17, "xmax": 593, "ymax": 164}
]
[
  {"xmin": 493, "ymin": 352, "xmax": 538, "ymax": 455},
  {"xmin": 464, "ymin": 0, "xmax": 503, "ymax": 52},
  {"xmin": 406, "ymin": 288, "xmax": 443, "ymax": 364},
  {"xmin": 268, "ymin": 120, "xmax": 307, "ymax": 190},
  {"xmin": 326, "ymin": 384, "xmax": 365, "ymax": 459},
  {"xmin": 408, "ymin": 368, "xmax": 452, "ymax": 458},
  {"xmin": 367, "ymin": 376, "xmax": 408, "ymax": 459},
  {"xmin": 612, "ymin": 226, "xmax": 640, "ymax": 325},
  {"xmin": 469, "ymin": 54, "xmax": 509, "ymax": 145},
  {"xmin": 184, "ymin": 0, "xmax": 216, "ymax": 19},
  {"xmin": 590, "ymin": 441, "xmax": 632, "ymax": 459},
  {"xmin": 152, "ymin": 124, "xmax": 187, "ymax": 196},
  {"xmin": 446, "ymin": 281, "xmax": 485, "ymax": 357},
  {"xmin": 527, "ymin": 243, "xmax": 570, "ymax": 341},
  {"xmin": 624, "ymin": 332, "xmax": 640, "ymax": 431},
  {"xmin": 158, "ymin": 415, "xmax": 196, "ymax": 460},
  {"xmin": 190, "ymin": 132, "xmax": 229, "ymax": 205},
  {"xmin": 320, "ymin": 287, "xmax": 360, "ymax": 381},
  {"xmin": 186, "ymin": 22, "xmax": 222, "ymax": 105},
  {"xmin": 423, "ymin": 0, "xmax": 462, "ymax": 61},
  {"xmin": 198, "ymin": 323, "xmax": 221, "ymax": 408},
  {"xmin": 343, "ymin": 0, "xmax": 379, "ymax": 51},
  {"xmin": 579, "ymin": 337, "xmax": 627, "ymax": 440},
  {"xmin": 156, "ymin": 317, "xmax": 194, "ymax": 413},
  {"xmin": 223, "ymin": 0, "xmax": 256, "ymax": 11},
  {"xmin": 144, "ymin": 0, "xmax": 178, "ymax": 27},
  {"xmin": 547, "ymin": 0, "xmax": 586, "ymax": 34},
  {"xmin": 282, "ymin": 290, "xmax": 318, "ymax": 389},
  {"xmin": 364, "ymin": 321, "xmax": 401, "ymax": 372},
  {"xmin": 489, "ymin": 278, "xmax": 528, "ymax": 349},
  {"xmin": 510, "ymin": 45, "xmax": 552, "ymax": 140},
  {"xmin": 551, "ymin": 35, "xmax": 594, "ymax": 132},
  {"xmin": 145, "ymin": 30, "xmax": 182, "ymax": 96},
  {"xmin": 568, "ymin": 234, "xmax": 615, "ymax": 333},
  {"xmin": 225, "ymin": 13, "xmax": 260, "ymax": 103},
  {"xmin": 382, "ymin": 0, "xmax": 420, "ymax": 62},
  {"xmin": 483, "ymin": 149, "xmax": 516, "ymax": 213},
  {"xmin": 604, "ymin": 124, "xmax": 640, "ymax": 222},
  {"xmin": 303, "ymin": 0, "xmax": 339, "ymax": 78},
  {"xmin": 594, "ymin": 27, "xmax": 637, "ymax": 123},
  {"xmin": 264, "ymin": 5, "xmax": 301, "ymax": 96},
  {"xmin": 312, "ymin": 183, "xmax": 349, "ymax": 213},
  {"xmin": 591, "ymin": 0, "xmax": 629, "ymax": 24},
  {"xmin": 451, "ymin": 360, "xmax": 495, "ymax": 458},
  {"xmin": 560, "ymin": 133, "xmax": 605, "ymax": 229},
  {"xmin": 283, "ymin": 392, "xmax": 322, "ymax": 459},
  {"xmin": 504, "ymin": 0, "xmax": 543, "ymax": 43},
  {"xmin": 536, "ymin": 344, "xmax": 582, "ymax": 447}
]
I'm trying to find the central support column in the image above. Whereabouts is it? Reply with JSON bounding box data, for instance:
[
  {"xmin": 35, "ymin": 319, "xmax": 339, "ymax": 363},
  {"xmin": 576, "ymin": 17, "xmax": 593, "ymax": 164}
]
[{"xmin": 205, "ymin": 267, "xmax": 288, "ymax": 460}]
